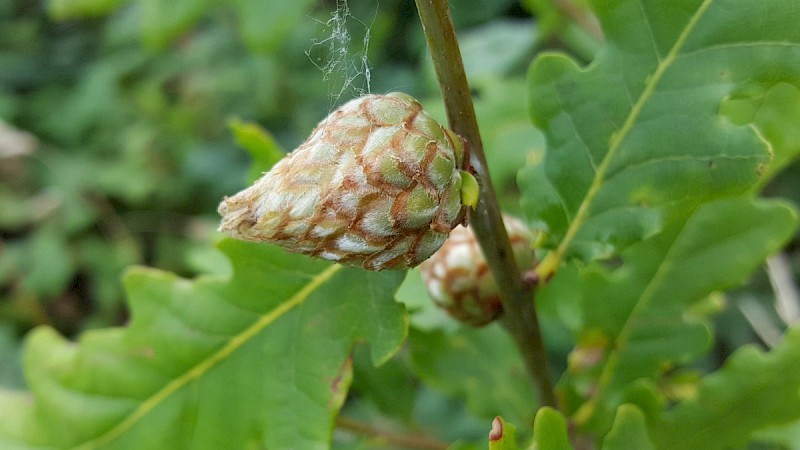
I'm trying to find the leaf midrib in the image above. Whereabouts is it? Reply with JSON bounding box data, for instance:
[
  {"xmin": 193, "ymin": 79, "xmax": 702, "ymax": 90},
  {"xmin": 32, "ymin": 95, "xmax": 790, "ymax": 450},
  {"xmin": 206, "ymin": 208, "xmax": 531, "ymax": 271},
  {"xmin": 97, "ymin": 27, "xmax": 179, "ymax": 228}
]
[
  {"xmin": 72, "ymin": 264, "xmax": 343, "ymax": 450},
  {"xmin": 535, "ymin": 0, "xmax": 716, "ymax": 278}
]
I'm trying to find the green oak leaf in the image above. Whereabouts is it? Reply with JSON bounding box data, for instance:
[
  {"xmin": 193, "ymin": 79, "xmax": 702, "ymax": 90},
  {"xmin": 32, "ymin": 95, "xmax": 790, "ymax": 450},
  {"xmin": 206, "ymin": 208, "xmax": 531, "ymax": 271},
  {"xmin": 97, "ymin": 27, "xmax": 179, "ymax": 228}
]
[
  {"xmin": 649, "ymin": 326, "xmax": 800, "ymax": 450},
  {"xmin": 555, "ymin": 198, "xmax": 797, "ymax": 432},
  {"xmin": 0, "ymin": 239, "xmax": 407, "ymax": 449},
  {"xmin": 521, "ymin": 0, "xmax": 800, "ymax": 263}
]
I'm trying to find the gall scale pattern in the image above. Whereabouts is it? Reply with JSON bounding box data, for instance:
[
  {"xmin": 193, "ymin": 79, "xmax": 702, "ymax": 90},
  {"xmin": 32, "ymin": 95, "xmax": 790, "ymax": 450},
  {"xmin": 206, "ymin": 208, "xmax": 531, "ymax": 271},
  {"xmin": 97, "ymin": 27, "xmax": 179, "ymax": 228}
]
[{"xmin": 218, "ymin": 93, "xmax": 470, "ymax": 271}]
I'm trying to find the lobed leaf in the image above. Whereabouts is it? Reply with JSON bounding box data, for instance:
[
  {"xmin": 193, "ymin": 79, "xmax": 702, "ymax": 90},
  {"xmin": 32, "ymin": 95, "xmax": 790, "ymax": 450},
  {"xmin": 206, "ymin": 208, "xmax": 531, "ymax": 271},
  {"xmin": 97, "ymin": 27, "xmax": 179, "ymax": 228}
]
[
  {"xmin": 0, "ymin": 239, "xmax": 407, "ymax": 449},
  {"xmin": 521, "ymin": 0, "xmax": 800, "ymax": 263},
  {"xmin": 649, "ymin": 326, "xmax": 800, "ymax": 449},
  {"xmin": 559, "ymin": 198, "xmax": 797, "ymax": 431}
]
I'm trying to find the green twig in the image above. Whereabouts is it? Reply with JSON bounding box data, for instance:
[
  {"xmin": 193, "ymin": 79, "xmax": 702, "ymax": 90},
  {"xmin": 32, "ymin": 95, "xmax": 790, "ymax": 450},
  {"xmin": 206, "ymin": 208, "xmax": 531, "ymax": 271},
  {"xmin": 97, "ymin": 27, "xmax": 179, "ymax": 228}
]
[{"xmin": 414, "ymin": 0, "xmax": 558, "ymax": 409}]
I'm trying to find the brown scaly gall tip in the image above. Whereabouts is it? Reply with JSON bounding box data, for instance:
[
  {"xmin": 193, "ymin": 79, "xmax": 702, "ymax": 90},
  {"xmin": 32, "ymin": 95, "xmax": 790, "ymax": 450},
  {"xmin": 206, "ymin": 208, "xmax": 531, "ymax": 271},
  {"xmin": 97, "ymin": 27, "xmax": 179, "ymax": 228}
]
[{"xmin": 217, "ymin": 187, "xmax": 262, "ymax": 240}]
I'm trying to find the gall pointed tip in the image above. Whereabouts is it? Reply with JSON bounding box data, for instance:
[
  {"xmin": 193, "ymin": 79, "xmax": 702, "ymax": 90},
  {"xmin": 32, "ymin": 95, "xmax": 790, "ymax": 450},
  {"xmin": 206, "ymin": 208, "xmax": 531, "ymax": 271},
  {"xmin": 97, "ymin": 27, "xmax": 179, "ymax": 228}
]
[{"xmin": 217, "ymin": 193, "xmax": 257, "ymax": 239}]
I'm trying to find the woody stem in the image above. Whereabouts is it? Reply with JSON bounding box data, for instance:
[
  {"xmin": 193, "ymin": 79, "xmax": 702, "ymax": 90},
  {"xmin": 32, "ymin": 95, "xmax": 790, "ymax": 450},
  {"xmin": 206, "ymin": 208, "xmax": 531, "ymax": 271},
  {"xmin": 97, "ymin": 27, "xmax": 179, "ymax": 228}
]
[{"xmin": 414, "ymin": 0, "xmax": 558, "ymax": 409}]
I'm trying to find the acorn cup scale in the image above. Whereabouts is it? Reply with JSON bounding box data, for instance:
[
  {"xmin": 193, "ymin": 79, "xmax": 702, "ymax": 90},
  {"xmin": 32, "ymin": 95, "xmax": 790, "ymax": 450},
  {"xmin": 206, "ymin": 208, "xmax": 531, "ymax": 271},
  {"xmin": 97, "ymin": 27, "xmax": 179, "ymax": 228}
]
[
  {"xmin": 420, "ymin": 216, "xmax": 536, "ymax": 326},
  {"xmin": 218, "ymin": 93, "xmax": 475, "ymax": 271}
]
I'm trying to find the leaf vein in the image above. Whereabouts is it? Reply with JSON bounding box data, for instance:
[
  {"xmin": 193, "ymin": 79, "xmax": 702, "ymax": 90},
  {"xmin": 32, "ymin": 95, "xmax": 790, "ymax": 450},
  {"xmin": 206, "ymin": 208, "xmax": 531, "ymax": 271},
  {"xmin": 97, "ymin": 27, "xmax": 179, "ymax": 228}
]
[
  {"xmin": 552, "ymin": 82, "xmax": 598, "ymax": 173},
  {"xmin": 635, "ymin": 0, "xmax": 663, "ymax": 61},
  {"xmin": 605, "ymin": 153, "xmax": 764, "ymax": 180},
  {"xmin": 678, "ymin": 40, "xmax": 800, "ymax": 58}
]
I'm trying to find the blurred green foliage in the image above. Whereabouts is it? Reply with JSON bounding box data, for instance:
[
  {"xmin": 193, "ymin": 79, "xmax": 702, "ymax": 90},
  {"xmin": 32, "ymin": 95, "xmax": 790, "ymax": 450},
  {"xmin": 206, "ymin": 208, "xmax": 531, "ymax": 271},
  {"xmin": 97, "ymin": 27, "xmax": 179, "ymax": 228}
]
[{"xmin": 1, "ymin": 0, "xmax": 799, "ymax": 448}]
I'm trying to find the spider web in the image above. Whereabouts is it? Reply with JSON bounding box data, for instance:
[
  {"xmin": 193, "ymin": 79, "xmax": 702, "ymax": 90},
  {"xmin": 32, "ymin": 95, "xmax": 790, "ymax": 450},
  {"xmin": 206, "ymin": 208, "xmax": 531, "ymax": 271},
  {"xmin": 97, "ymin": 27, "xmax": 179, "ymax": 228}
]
[{"xmin": 306, "ymin": 0, "xmax": 374, "ymax": 110}]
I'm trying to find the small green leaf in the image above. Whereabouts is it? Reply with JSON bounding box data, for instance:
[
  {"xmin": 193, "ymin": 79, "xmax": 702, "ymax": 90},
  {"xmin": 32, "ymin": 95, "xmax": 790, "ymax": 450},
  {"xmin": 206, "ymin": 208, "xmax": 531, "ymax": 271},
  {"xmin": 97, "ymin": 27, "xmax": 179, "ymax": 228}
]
[
  {"xmin": 459, "ymin": 170, "xmax": 479, "ymax": 209},
  {"xmin": 601, "ymin": 405, "xmax": 655, "ymax": 450},
  {"xmin": 489, "ymin": 416, "xmax": 518, "ymax": 450},
  {"xmin": 532, "ymin": 407, "xmax": 572, "ymax": 450},
  {"xmin": 649, "ymin": 326, "xmax": 800, "ymax": 450},
  {"xmin": 228, "ymin": 118, "xmax": 285, "ymax": 182}
]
